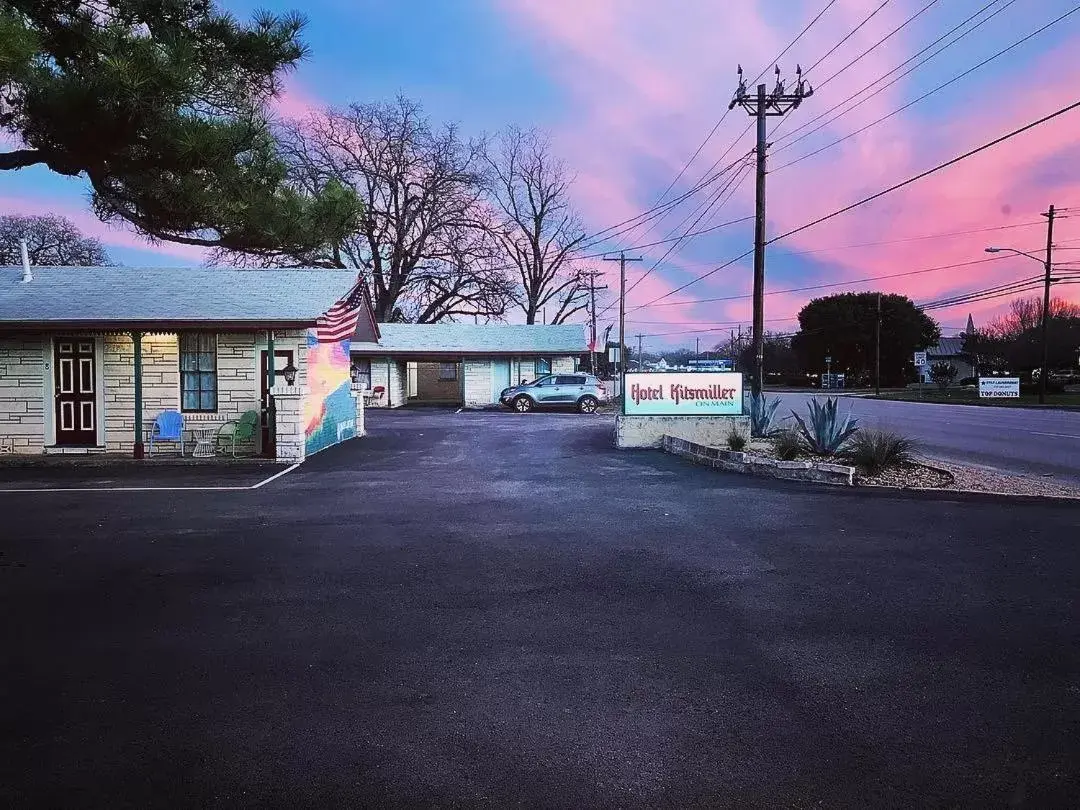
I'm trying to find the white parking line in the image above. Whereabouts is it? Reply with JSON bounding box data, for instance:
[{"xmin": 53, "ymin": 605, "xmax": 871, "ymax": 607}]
[
  {"xmin": 0, "ymin": 462, "xmax": 301, "ymax": 494},
  {"xmin": 1029, "ymin": 431, "xmax": 1080, "ymax": 440}
]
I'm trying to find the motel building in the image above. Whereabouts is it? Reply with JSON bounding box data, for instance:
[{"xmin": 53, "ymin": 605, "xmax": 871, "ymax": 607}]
[
  {"xmin": 0, "ymin": 265, "xmax": 378, "ymax": 461},
  {"xmin": 349, "ymin": 323, "xmax": 588, "ymax": 409}
]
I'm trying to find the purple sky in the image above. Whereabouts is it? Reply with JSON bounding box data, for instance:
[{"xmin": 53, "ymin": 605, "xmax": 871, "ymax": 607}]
[{"xmin": 5, "ymin": 0, "xmax": 1080, "ymax": 348}]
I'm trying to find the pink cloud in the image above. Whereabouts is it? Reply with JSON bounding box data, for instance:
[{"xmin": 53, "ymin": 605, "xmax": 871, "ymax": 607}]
[{"xmin": 499, "ymin": 0, "xmax": 1080, "ymax": 341}]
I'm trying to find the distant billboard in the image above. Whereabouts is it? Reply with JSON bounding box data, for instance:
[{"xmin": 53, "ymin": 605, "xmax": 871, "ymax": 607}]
[
  {"xmin": 687, "ymin": 359, "xmax": 733, "ymax": 372},
  {"xmin": 624, "ymin": 372, "xmax": 743, "ymax": 416}
]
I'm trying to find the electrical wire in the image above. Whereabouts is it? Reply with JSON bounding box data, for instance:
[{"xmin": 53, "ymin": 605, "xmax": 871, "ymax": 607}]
[
  {"xmin": 773, "ymin": 0, "xmax": 1010, "ymax": 148},
  {"xmin": 803, "ymin": 0, "xmax": 892, "ymax": 75},
  {"xmin": 773, "ymin": 3, "xmax": 1080, "ymax": 171}
]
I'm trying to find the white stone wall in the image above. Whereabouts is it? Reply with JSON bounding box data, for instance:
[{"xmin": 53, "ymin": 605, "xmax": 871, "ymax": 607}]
[
  {"xmin": 463, "ymin": 359, "xmax": 493, "ymax": 407},
  {"xmin": 0, "ymin": 337, "xmax": 46, "ymax": 454},
  {"xmin": 270, "ymin": 384, "xmax": 304, "ymax": 462},
  {"xmin": 350, "ymin": 383, "xmax": 366, "ymax": 436},
  {"xmin": 103, "ymin": 333, "xmax": 179, "ymax": 451},
  {"xmin": 615, "ymin": 414, "xmax": 751, "ymax": 449},
  {"xmin": 367, "ymin": 357, "xmax": 407, "ymax": 408},
  {"xmin": 552, "ymin": 356, "xmax": 577, "ymax": 373}
]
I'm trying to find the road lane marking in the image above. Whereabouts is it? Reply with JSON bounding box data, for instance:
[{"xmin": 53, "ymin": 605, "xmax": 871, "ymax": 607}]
[
  {"xmin": 1028, "ymin": 431, "xmax": 1080, "ymax": 440},
  {"xmin": 0, "ymin": 462, "xmax": 301, "ymax": 494}
]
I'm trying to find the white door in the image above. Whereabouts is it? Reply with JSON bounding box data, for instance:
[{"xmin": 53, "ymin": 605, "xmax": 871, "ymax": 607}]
[{"xmin": 491, "ymin": 360, "xmax": 511, "ymax": 402}]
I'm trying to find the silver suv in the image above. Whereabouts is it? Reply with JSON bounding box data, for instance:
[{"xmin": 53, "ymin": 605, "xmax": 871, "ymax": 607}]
[{"xmin": 499, "ymin": 374, "xmax": 607, "ymax": 414}]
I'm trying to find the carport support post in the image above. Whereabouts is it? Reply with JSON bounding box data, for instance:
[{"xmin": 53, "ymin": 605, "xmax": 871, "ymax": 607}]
[{"xmin": 132, "ymin": 330, "xmax": 144, "ymax": 459}]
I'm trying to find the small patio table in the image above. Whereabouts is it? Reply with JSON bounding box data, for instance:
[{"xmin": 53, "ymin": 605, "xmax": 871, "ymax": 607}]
[{"xmin": 190, "ymin": 426, "xmax": 217, "ymax": 458}]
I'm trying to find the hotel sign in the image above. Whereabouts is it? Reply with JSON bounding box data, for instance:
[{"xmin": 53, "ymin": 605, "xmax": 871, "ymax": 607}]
[{"xmin": 624, "ymin": 372, "xmax": 744, "ymax": 416}]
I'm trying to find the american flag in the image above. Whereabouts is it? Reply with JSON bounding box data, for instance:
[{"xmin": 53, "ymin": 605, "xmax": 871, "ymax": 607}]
[{"xmin": 316, "ymin": 281, "xmax": 367, "ymax": 343}]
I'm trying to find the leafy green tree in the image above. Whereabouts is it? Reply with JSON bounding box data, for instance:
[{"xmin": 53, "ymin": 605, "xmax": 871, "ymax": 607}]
[
  {"xmin": 0, "ymin": 214, "xmax": 113, "ymax": 265},
  {"xmin": 0, "ymin": 0, "xmax": 360, "ymax": 252},
  {"xmin": 792, "ymin": 292, "xmax": 939, "ymax": 386},
  {"xmin": 929, "ymin": 361, "xmax": 958, "ymax": 389}
]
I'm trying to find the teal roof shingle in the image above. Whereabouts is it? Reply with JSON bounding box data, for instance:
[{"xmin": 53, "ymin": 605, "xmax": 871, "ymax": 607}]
[
  {"xmin": 351, "ymin": 323, "xmax": 587, "ymax": 355},
  {"xmin": 0, "ymin": 266, "xmax": 360, "ymax": 326}
]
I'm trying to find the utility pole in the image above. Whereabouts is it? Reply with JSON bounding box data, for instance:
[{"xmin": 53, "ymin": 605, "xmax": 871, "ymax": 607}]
[
  {"xmin": 585, "ymin": 270, "xmax": 608, "ymax": 375},
  {"xmin": 1040, "ymin": 204, "xmax": 1056, "ymax": 405},
  {"xmin": 604, "ymin": 251, "xmax": 643, "ymax": 386},
  {"xmin": 731, "ymin": 64, "xmax": 812, "ymax": 396},
  {"xmin": 696, "ymin": 336, "xmax": 700, "ymax": 359},
  {"xmin": 636, "ymin": 334, "xmax": 644, "ymax": 371},
  {"xmin": 875, "ymin": 292, "xmax": 882, "ymax": 397}
]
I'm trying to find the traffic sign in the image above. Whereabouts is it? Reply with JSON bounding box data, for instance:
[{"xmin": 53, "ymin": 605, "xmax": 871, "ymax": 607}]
[{"xmin": 913, "ymin": 351, "xmax": 927, "ymax": 367}]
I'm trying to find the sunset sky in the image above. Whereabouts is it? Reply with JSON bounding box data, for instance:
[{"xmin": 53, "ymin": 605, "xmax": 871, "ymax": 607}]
[{"xmin": 4, "ymin": 0, "xmax": 1080, "ymax": 348}]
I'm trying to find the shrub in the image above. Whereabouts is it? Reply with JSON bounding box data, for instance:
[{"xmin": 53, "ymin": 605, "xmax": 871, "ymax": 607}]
[
  {"xmin": 726, "ymin": 426, "xmax": 747, "ymax": 451},
  {"xmin": 845, "ymin": 430, "xmax": 916, "ymax": 474},
  {"xmin": 772, "ymin": 428, "xmax": 803, "ymax": 461},
  {"xmin": 929, "ymin": 361, "xmax": 958, "ymax": 390},
  {"xmin": 749, "ymin": 392, "xmax": 782, "ymax": 438},
  {"xmin": 790, "ymin": 397, "xmax": 859, "ymax": 456}
]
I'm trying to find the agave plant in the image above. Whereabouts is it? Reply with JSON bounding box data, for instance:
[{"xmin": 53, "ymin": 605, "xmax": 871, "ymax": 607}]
[
  {"xmin": 749, "ymin": 392, "xmax": 782, "ymax": 438},
  {"xmin": 790, "ymin": 397, "xmax": 859, "ymax": 456}
]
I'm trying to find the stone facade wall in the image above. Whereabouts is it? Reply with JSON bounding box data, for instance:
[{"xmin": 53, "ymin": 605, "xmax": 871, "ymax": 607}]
[
  {"xmin": 0, "ymin": 337, "xmax": 46, "ymax": 454},
  {"xmin": 614, "ymin": 413, "xmax": 751, "ymax": 450},
  {"xmin": 0, "ymin": 330, "xmax": 307, "ymax": 454},
  {"xmin": 552, "ymin": 356, "xmax": 577, "ymax": 373},
  {"xmin": 367, "ymin": 358, "xmax": 407, "ymax": 407},
  {"xmin": 463, "ymin": 359, "xmax": 493, "ymax": 407},
  {"xmin": 415, "ymin": 361, "xmax": 461, "ymax": 401}
]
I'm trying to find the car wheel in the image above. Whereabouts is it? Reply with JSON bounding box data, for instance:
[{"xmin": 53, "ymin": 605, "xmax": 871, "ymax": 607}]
[
  {"xmin": 513, "ymin": 395, "xmax": 534, "ymax": 413},
  {"xmin": 577, "ymin": 395, "xmax": 598, "ymax": 414}
]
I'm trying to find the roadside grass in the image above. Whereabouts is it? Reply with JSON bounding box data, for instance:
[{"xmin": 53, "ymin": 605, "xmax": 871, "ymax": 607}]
[{"xmin": 874, "ymin": 390, "xmax": 1080, "ymax": 408}]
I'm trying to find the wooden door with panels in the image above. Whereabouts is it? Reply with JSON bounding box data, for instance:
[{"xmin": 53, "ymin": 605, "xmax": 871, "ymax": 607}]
[{"xmin": 54, "ymin": 338, "xmax": 97, "ymax": 446}]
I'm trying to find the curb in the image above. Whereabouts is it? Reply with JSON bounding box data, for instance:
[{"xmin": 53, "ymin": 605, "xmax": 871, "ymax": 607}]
[{"xmin": 661, "ymin": 435, "xmax": 855, "ymax": 486}]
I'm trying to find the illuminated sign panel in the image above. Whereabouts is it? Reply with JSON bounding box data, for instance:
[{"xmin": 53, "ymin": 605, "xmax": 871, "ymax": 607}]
[{"xmin": 623, "ymin": 372, "xmax": 743, "ymax": 416}]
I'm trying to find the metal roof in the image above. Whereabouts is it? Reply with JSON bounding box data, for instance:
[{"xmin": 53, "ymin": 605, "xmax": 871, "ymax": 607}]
[
  {"xmin": 928, "ymin": 336, "xmax": 966, "ymax": 357},
  {"xmin": 351, "ymin": 323, "xmax": 588, "ymax": 355},
  {"xmin": 0, "ymin": 266, "xmax": 360, "ymax": 327}
]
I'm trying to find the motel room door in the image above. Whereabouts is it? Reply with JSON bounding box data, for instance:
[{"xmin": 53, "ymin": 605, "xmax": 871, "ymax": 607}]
[
  {"xmin": 492, "ymin": 359, "xmax": 511, "ymax": 403},
  {"xmin": 260, "ymin": 349, "xmax": 294, "ymax": 452},
  {"xmin": 54, "ymin": 338, "xmax": 97, "ymax": 446}
]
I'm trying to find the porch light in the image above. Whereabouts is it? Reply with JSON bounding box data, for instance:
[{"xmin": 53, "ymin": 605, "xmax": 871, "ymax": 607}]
[{"xmin": 282, "ymin": 360, "xmax": 298, "ymax": 386}]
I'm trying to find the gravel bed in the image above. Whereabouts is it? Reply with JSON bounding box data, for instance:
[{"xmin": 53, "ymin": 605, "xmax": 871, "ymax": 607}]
[{"xmin": 741, "ymin": 437, "xmax": 1080, "ymax": 499}]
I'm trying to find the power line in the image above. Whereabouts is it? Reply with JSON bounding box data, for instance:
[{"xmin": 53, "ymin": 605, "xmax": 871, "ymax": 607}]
[
  {"xmin": 803, "ymin": 0, "xmax": 892, "ymax": 75},
  {"xmin": 767, "ymin": 97, "xmax": 1080, "ymax": 246},
  {"xmin": 780, "ymin": 221, "xmax": 1044, "ymax": 255},
  {"xmin": 773, "ymin": 0, "xmax": 1008, "ymax": 148},
  {"xmin": 814, "ymin": 0, "xmax": 943, "ymax": 91},
  {"xmin": 773, "ymin": 3, "xmax": 1079, "ymax": 172},
  {"xmin": 642, "ymin": 254, "xmax": 1015, "ymax": 308}
]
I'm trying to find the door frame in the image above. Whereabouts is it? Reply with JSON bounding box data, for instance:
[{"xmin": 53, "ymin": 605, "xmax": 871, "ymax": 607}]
[
  {"xmin": 43, "ymin": 335, "xmax": 105, "ymax": 448},
  {"xmin": 259, "ymin": 348, "xmax": 294, "ymax": 454}
]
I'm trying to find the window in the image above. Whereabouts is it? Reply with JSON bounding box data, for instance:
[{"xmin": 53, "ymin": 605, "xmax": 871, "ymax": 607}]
[
  {"xmin": 179, "ymin": 333, "xmax": 217, "ymax": 412},
  {"xmin": 351, "ymin": 358, "xmax": 371, "ymax": 389},
  {"xmin": 556, "ymin": 375, "xmax": 586, "ymax": 386},
  {"xmin": 536, "ymin": 357, "xmax": 551, "ymax": 375},
  {"xmin": 438, "ymin": 362, "xmax": 458, "ymax": 381}
]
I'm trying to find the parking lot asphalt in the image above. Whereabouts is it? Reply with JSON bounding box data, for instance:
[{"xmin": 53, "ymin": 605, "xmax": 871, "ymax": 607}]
[{"xmin": 2, "ymin": 409, "xmax": 1079, "ymax": 808}]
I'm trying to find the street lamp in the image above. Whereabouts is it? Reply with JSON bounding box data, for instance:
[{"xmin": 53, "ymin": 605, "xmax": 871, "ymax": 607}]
[{"xmin": 984, "ymin": 244, "xmax": 1054, "ymax": 403}]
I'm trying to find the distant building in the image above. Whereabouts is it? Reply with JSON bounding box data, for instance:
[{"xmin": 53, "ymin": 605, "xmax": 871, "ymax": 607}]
[{"xmin": 918, "ymin": 314, "xmax": 976, "ymax": 383}]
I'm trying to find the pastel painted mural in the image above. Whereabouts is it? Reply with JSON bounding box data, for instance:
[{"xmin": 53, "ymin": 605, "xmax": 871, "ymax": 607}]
[{"xmin": 303, "ymin": 330, "xmax": 356, "ymax": 455}]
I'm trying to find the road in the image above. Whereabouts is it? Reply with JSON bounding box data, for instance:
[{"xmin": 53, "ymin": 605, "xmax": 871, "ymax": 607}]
[
  {"xmin": 778, "ymin": 392, "xmax": 1080, "ymax": 484},
  {"xmin": 2, "ymin": 410, "xmax": 1079, "ymax": 807}
]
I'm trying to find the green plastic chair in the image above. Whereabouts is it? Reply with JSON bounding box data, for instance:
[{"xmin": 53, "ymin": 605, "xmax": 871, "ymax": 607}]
[{"xmin": 216, "ymin": 410, "xmax": 259, "ymax": 457}]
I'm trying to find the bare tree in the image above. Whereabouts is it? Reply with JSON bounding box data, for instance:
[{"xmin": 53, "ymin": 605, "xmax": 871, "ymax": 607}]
[
  {"xmin": 484, "ymin": 127, "xmax": 589, "ymax": 324},
  {"xmin": 212, "ymin": 97, "xmax": 512, "ymax": 323},
  {"xmin": 986, "ymin": 296, "xmax": 1080, "ymax": 339},
  {"xmin": 0, "ymin": 214, "xmax": 113, "ymax": 265}
]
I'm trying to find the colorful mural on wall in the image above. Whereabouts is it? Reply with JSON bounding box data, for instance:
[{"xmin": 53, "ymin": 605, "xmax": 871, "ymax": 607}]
[{"xmin": 303, "ymin": 330, "xmax": 356, "ymax": 455}]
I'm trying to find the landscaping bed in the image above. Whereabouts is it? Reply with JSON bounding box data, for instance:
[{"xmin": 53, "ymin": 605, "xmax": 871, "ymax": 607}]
[{"xmin": 662, "ymin": 394, "xmax": 1080, "ymax": 499}]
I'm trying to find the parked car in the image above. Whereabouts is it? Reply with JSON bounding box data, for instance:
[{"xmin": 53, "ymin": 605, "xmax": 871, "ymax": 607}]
[{"xmin": 499, "ymin": 374, "xmax": 607, "ymax": 414}]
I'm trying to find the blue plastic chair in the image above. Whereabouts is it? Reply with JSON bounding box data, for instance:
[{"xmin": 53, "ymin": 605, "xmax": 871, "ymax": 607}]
[{"xmin": 148, "ymin": 409, "xmax": 185, "ymax": 456}]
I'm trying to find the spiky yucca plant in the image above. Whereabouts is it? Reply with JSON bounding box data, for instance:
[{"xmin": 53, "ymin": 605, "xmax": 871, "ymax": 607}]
[
  {"xmin": 749, "ymin": 392, "xmax": 782, "ymax": 438},
  {"xmin": 790, "ymin": 397, "xmax": 859, "ymax": 456}
]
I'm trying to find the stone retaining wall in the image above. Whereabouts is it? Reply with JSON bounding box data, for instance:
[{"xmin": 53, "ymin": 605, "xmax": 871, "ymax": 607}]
[{"xmin": 661, "ymin": 435, "xmax": 854, "ymax": 486}]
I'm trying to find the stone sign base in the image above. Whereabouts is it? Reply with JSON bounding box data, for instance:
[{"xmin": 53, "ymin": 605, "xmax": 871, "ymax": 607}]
[{"xmin": 614, "ymin": 413, "xmax": 750, "ymax": 449}]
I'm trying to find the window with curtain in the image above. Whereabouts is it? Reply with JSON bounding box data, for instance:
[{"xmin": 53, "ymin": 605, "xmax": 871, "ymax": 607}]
[
  {"xmin": 351, "ymin": 359, "xmax": 371, "ymax": 389},
  {"xmin": 438, "ymin": 362, "xmax": 458, "ymax": 381},
  {"xmin": 179, "ymin": 333, "xmax": 217, "ymax": 412},
  {"xmin": 536, "ymin": 357, "xmax": 551, "ymax": 375}
]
